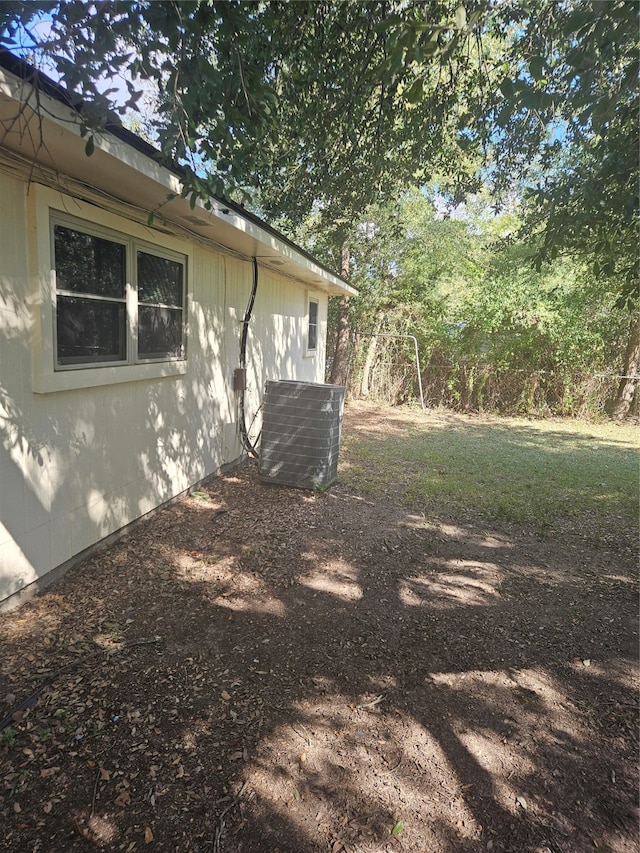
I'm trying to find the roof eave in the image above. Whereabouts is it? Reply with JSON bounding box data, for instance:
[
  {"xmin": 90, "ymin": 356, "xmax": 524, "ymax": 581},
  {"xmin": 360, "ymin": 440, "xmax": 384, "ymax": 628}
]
[{"xmin": 0, "ymin": 52, "xmax": 356, "ymax": 298}]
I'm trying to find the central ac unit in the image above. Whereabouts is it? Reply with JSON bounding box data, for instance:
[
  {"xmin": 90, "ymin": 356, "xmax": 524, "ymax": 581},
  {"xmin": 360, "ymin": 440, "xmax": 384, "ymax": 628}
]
[{"xmin": 258, "ymin": 380, "xmax": 345, "ymax": 489}]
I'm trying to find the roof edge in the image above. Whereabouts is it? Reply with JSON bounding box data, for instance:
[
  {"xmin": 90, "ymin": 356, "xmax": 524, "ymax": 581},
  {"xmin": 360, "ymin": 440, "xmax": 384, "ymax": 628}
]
[{"xmin": 0, "ymin": 49, "xmax": 356, "ymax": 297}]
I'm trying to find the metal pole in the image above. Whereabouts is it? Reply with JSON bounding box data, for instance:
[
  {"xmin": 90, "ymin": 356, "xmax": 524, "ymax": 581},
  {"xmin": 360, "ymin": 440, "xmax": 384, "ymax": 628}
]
[
  {"xmin": 410, "ymin": 334, "xmax": 426, "ymax": 412},
  {"xmin": 355, "ymin": 332, "xmax": 426, "ymax": 411}
]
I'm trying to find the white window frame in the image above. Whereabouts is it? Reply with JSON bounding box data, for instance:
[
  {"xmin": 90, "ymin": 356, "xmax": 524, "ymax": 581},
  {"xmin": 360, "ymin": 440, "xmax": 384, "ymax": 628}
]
[
  {"xmin": 306, "ymin": 294, "xmax": 319, "ymax": 356},
  {"xmin": 30, "ymin": 188, "xmax": 190, "ymax": 394}
]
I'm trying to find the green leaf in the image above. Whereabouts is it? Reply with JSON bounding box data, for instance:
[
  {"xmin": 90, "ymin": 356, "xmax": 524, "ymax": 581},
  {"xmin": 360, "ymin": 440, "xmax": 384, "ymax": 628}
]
[
  {"xmin": 455, "ymin": 6, "xmax": 467, "ymax": 29},
  {"xmin": 499, "ymin": 78, "xmax": 514, "ymax": 99},
  {"xmin": 521, "ymin": 86, "xmax": 541, "ymax": 109},
  {"xmin": 405, "ymin": 78, "xmax": 424, "ymax": 104},
  {"xmin": 496, "ymin": 104, "xmax": 512, "ymax": 128},
  {"xmin": 391, "ymin": 820, "xmax": 404, "ymax": 836},
  {"xmin": 528, "ymin": 56, "xmax": 545, "ymax": 81},
  {"xmin": 423, "ymin": 39, "xmax": 440, "ymax": 57}
]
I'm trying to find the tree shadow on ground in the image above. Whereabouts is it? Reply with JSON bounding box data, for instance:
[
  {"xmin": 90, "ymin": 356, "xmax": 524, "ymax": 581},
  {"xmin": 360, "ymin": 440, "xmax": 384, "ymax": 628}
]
[{"xmin": 0, "ymin": 458, "xmax": 638, "ymax": 853}]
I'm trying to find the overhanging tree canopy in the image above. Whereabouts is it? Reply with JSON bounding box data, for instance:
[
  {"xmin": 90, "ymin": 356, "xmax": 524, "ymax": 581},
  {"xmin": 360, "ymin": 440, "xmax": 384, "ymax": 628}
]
[
  {"xmin": 1, "ymin": 1, "xmax": 637, "ymax": 321},
  {"xmin": 0, "ymin": 1, "xmax": 483, "ymax": 208},
  {"xmin": 483, "ymin": 0, "xmax": 639, "ymax": 305}
]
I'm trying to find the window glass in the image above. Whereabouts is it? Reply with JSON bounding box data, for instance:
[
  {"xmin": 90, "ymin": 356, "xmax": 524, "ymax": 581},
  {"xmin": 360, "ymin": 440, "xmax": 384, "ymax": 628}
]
[
  {"xmin": 137, "ymin": 251, "xmax": 183, "ymax": 306},
  {"xmin": 137, "ymin": 251, "xmax": 184, "ymax": 359},
  {"xmin": 138, "ymin": 306, "xmax": 183, "ymax": 359},
  {"xmin": 56, "ymin": 297, "xmax": 126, "ymax": 364},
  {"xmin": 54, "ymin": 225, "xmax": 125, "ymax": 298},
  {"xmin": 308, "ymin": 299, "xmax": 318, "ymax": 351},
  {"xmin": 52, "ymin": 217, "xmax": 186, "ymax": 369}
]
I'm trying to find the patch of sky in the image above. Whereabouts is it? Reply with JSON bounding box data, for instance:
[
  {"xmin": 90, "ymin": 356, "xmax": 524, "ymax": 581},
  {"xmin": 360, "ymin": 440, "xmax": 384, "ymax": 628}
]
[{"xmin": 1, "ymin": 10, "xmax": 156, "ymax": 122}]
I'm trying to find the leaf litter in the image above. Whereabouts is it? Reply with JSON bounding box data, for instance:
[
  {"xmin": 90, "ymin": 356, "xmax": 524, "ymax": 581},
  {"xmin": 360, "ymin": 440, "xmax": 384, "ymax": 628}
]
[{"xmin": 0, "ymin": 405, "xmax": 638, "ymax": 852}]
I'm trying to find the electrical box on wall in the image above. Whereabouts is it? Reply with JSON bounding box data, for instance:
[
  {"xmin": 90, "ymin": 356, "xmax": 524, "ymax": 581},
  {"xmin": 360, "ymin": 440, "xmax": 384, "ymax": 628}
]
[
  {"xmin": 233, "ymin": 367, "xmax": 247, "ymax": 391},
  {"xmin": 258, "ymin": 380, "xmax": 345, "ymax": 489}
]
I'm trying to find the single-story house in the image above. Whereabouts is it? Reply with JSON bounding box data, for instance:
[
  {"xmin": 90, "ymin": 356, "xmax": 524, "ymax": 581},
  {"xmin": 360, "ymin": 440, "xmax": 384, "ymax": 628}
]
[{"xmin": 0, "ymin": 51, "xmax": 355, "ymax": 609}]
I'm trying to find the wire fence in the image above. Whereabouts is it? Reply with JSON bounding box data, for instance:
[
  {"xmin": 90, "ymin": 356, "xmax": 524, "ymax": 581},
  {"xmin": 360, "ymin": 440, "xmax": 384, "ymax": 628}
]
[{"xmin": 345, "ymin": 356, "xmax": 639, "ymax": 419}]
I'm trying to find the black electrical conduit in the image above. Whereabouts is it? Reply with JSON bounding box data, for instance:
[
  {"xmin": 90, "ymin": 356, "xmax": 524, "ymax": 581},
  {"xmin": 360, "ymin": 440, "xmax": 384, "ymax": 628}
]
[{"xmin": 238, "ymin": 257, "xmax": 261, "ymax": 459}]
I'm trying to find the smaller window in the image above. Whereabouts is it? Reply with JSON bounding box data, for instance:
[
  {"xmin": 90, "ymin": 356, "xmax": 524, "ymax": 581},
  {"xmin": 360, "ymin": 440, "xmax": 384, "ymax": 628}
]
[{"xmin": 307, "ymin": 297, "xmax": 319, "ymax": 352}]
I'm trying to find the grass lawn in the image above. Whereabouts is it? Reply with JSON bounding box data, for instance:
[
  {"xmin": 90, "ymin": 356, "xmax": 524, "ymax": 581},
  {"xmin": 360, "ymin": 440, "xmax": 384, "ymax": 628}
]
[{"xmin": 340, "ymin": 402, "xmax": 639, "ymax": 546}]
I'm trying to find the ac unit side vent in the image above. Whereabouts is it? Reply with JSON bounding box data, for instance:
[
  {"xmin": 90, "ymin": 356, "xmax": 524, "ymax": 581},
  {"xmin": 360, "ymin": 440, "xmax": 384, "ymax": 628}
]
[{"xmin": 258, "ymin": 380, "xmax": 345, "ymax": 489}]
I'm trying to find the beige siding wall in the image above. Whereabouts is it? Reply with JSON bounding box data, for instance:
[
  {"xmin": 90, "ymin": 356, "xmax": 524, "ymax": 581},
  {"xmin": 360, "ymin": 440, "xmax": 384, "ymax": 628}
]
[{"xmin": 0, "ymin": 173, "xmax": 327, "ymax": 603}]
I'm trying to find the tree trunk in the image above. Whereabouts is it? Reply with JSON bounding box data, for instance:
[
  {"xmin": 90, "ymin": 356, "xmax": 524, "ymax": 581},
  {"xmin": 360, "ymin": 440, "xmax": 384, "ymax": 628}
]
[
  {"xmin": 359, "ymin": 311, "xmax": 385, "ymax": 398},
  {"xmin": 329, "ymin": 239, "xmax": 351, "ymax": 387},
  {"xmin": 612, "ymin": 313, "xmax": 640, "ymax": 420}
]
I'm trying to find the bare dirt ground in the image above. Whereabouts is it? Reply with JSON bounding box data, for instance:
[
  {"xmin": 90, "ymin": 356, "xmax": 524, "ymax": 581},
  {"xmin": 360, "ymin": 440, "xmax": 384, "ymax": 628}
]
[{"xmin": 1, "ymin": 404, "xmax": 638, "ymax": 853}]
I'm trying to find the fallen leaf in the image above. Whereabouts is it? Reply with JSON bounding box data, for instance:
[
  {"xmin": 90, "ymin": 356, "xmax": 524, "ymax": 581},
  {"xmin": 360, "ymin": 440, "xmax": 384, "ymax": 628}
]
[
  {"xmin": 221, "ymin": 691, "xmax": 231, "ymax": 701},
  {"xmin": 13, "ymin": 802, "xmax": 21, "ymax": 814},
  {"xmin": 115, "ymin": 791, "xmax": 131, "ymax": 807},
  {"xmin": 391, "ymin": 820, "xmax": 404, "ymax": 836},
  {"xmin": 144, "ymin": 826, "xmax": 154, "ymax": 843},
  {"xmin": 100, "ymin": 768, "xmax": 110, "ymax": 781},
  {"xmin": 40, "ymin": 767, "xmax": 60, "ymax": 778},
  {"xmin": 43, "ymin": 801, "xmax": 53, "ymax": 814},
  {"xmin": 293, "ymin": 787, "xmax": 301, "ymax": 801},
  {"xmin": 175, "ymin": 764, "xmax": 184, "ymax": 778},
  {"xmin": 516, "ymin": 795, "xmax": 528, "ymax": 810}
]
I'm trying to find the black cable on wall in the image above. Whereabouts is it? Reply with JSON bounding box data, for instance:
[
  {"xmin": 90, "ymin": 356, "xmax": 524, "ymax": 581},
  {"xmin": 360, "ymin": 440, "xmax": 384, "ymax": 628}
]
[{"xmin": 238, "ymin": 258, "xmax": 260, "ymax": 458}]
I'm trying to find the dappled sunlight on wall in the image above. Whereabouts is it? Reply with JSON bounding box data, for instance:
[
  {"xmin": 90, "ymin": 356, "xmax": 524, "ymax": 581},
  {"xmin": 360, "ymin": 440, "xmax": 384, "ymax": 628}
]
[
  {"xmin": 0, "ymin": 170, "xmax": 331, "ymax": 603},
  {"xmin": 0, "ymin": 279, "xmax": 33, "ymax": 341},
  {"xmin": 263, "ymin": 311, "xmax": 299, "ymax": 379},
  {"xmin": 246, "ymin": 266, "xmax": 327, "ymax": 390},
  {"xmin": 1, "ymin": 159, "xmax": 334, "ymax": 608},
  {"xmin": 0, "ymin": 528, "xmax": 38, "ymax": 597}
]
